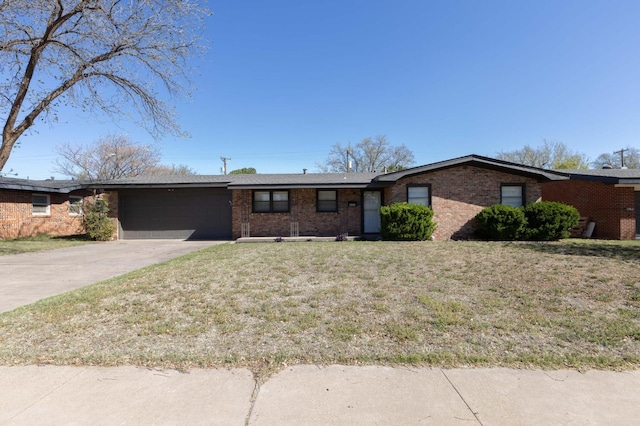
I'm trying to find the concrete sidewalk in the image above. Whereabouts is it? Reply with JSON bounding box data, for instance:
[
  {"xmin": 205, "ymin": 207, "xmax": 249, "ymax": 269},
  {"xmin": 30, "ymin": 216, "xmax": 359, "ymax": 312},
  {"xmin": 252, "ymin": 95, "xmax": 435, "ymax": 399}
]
[
  {"xmin": 1, "ymin": 365, "xmax": 638, "ymax": 425},
  {"xmin": 0, "ymin": 240, "xmax": 227, "ymax": 313},
  {"xmin": 2, "ymin": 242, "xmax": 639, "ymax": 424}
]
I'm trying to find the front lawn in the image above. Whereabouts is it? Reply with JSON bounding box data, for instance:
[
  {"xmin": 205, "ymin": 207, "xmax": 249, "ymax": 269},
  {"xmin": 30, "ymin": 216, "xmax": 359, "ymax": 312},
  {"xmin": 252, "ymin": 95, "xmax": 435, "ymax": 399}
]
[
  {"xmin": 0, "ymin": 234, "xmax": 93, "ymax": 256},
  {"xmin": 0, "ymin": 240, "xmax": 639, "ymax": 376}
]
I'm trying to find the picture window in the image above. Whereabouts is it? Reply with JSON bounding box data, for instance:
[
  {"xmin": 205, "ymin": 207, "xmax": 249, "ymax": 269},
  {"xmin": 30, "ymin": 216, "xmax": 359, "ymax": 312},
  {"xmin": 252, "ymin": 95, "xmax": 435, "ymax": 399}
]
[{"xmin": 253, "ymin": 190, "xmax": 290, "ymax": 213}]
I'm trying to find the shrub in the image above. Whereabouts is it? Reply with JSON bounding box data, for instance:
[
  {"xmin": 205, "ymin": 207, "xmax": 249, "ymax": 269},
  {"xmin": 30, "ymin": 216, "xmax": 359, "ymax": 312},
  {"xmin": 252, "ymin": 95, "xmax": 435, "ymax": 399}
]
[
  {"xmin": 82, "ymin": 195, "xmax": 116, "ymax": 241},
  {"xmin": 521, "ymin": 201, "xmax": 580, "ymax": 241},
  {"xmin": 474, "ymin": 204, "xmax": 527, "ymax": 240},
  {"xmin": 380, "ymin": 203, "xmax": 436, "ymax": 241}
]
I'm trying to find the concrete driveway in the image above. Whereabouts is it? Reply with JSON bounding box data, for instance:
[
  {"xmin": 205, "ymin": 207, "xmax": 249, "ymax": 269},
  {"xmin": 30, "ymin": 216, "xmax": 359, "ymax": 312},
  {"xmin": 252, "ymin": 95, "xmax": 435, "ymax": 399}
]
[{"xmin": 0, "ymin": 240, "xmax": 227, "ymax": 314}]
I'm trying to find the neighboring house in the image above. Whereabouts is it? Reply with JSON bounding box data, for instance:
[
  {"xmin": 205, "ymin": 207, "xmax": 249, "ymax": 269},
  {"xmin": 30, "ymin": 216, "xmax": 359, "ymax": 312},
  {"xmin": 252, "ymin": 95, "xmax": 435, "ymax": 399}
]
[
  {"xmin": 94, "ymin": 155, "xmax": 566, "ymax": 241},
  {"xmin": 0, "ymin": 177, "xmax": 90, "ymax": 239},
  {"xmin": 0, "ymin": 155, "xmax": 572, "ymax": 241},
  {"xmin": 543, "ymin": 168, "xmax": 640, "ymax": 240}
]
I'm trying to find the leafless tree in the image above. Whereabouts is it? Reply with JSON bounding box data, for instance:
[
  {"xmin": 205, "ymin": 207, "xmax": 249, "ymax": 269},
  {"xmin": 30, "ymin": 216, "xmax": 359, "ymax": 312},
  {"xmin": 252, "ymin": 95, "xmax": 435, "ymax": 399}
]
[
  {"xmin": 592, "ymin": 146, "xmax": 640, "ymax": 169},
  {"xmin": 0, "ymin": 0, "xmax": 210, "ymax": 172},
  {"xmin": 144, "ymin": 163, "xmax": 197, "ymax": 176},
  {"xmin": 318, "ymin": 135, "xmax": 415, "ymax": 173},
  {"xmin": 54, "ymin": 134, "xmax": 162, "ymax": 180},
  {"xmin": 497, "ymin": 140, "xmax": 589, "ymax": 169}
]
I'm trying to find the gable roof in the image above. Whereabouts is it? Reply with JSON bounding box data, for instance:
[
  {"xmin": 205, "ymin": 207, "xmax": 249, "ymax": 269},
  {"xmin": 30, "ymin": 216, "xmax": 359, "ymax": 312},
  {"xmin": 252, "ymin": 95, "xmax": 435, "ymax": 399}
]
[
  {"xmin": 0, "ymin": 154, "xmax": 573, "ymax": 193},
  {"xmin": 373, "ymin": 154, "xmax": 569, "ymax": 182}
]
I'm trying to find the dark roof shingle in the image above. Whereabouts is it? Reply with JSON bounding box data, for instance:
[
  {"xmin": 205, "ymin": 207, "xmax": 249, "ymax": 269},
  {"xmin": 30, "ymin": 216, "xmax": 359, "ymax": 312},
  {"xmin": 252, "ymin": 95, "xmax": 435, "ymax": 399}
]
[{"xmin": 0, "ymin": 177, "xmax": 87, "ymax": 193}]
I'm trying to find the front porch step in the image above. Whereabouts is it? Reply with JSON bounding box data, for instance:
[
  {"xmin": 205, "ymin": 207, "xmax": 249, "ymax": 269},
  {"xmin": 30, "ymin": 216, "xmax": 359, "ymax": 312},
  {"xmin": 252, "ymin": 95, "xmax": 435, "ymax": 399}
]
[{"xmin": 236, "ymin": 236, "xmax": 358, "ymax": 243}]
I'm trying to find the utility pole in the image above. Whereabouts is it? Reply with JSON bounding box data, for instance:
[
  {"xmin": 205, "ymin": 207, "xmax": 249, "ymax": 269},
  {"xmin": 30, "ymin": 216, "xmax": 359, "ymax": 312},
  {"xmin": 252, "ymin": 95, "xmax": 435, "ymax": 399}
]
[
  {"xmin": 220, "ymin": 156, "xmax": 231, "ymax": 175},
  {"xmin": 613, "ymin": 148, "xmax": 629, "ymax": 168},
  {"xmin": 346, "ymin": 150, "xmax": 351, "ymax": 173}
]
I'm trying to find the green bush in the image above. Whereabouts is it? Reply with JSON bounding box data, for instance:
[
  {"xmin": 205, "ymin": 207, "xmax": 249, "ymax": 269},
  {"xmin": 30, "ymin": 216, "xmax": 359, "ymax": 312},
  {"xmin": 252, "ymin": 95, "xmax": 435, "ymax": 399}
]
[
  {"xmin": 521, "ymin": 201, "xmax": 580, "ymax": 241},
  {"xmin": 474, "ymin": 204, "xmax": 527, "ymax": 240},
  {"xmin": 380, "ymin": 203, "xmax": 436, "ymax": 241},
  {"xmin": 474, "ymin": 201, "xmax": 579, "ymax": 241},
  {"xmin": 82, "ymin": 195, "xmax": 116, "ymax": 241}
]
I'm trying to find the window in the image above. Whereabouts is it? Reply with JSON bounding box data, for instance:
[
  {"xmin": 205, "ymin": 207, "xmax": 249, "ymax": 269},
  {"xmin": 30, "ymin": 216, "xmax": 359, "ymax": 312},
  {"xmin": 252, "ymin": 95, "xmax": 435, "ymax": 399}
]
[
  {"xmin": 501, "ymin": 184, "xmax": 524, "ymax": 207},
  {"xmin": 69, "ymin": 196, "xmax": 83, "ymax": 215},
  {"xmin": 32, "ymin": 194, "xmax": 50, "ymax": 215},
  {"xmin": 253, "ymin": 190, "xmax": 289, "ymax": 213},
  {"xmin": 407, "ymin": 185, "xmax": 431, "ymax": 207},
  {"xmin": 317, "ymin": 190, "xmax": 337, "ymax": 212}
]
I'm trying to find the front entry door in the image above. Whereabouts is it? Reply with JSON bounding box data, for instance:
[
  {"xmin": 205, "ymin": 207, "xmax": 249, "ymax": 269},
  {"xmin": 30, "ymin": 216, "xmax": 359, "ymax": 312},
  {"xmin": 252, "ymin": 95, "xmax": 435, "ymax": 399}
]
[{"xmin": 363, "ymin": 191, "xmax": 382, "ymax": 233}]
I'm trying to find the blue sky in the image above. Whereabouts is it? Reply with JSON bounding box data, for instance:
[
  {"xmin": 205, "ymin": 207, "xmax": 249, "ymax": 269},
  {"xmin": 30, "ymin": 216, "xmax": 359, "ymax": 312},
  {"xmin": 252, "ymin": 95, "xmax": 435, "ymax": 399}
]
[{"xmin": 5, "ymin": 0, "xmax": 640, "ymax": 179}]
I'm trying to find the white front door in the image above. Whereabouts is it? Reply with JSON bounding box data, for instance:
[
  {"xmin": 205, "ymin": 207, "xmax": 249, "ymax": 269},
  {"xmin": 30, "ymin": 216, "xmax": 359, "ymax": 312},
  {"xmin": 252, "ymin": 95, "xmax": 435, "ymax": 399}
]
[{"xmin": 363, "ymin": 191, "xmax": 382, "ymax": 233}]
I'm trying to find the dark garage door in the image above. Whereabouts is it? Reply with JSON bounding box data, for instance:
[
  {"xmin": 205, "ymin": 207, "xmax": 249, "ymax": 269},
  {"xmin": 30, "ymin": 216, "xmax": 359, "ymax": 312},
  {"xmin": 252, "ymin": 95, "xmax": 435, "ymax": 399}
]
[{"xmin": 119, "ymin": 188, "xmax": 232, "ymax": 239}]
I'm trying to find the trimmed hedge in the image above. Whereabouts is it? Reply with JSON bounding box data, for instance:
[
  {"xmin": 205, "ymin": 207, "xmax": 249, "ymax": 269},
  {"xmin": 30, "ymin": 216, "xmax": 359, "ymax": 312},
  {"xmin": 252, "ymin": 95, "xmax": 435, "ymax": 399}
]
[
  {"xmin": 474, "ymin": 201, "xmax": 579, "ymax": 241},
  {"xmin": 474, "ymin": 204, "xmax": 526, "ymax": 241},
  {"xmin": 521, "ymin": 201, "xmax": 580, "ymax": 241},
  {"xmin": 380, "ymin": 203, "xmax": 436, "ymax": 241}
]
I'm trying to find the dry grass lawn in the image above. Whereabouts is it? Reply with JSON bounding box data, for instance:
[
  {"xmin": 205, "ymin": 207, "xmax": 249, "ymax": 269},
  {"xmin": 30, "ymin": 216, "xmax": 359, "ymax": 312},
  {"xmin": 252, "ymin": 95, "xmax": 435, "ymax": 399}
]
[
  {"xmin": 0, "ymin": 235, "xmax": 92, "ymax": 256},
  {"xmin": 0, "ymin": 240, "xmax": 639, "ymax": 376}
]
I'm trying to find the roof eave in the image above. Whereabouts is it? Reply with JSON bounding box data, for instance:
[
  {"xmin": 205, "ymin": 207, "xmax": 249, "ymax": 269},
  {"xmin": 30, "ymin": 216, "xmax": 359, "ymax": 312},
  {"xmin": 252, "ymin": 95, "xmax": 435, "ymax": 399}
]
[
  {"xmin": 375, "ymin": 155, "xmax": 569, "ymax": 182},
  {"xmin": 228, "ymin": 182, "xmax": 388, "ymax": 190},
  {"xmin": 0, "ymin": 183, "xmax": 88, "ymax": 193},
  {"xmin": 93, "ymin": 182, "xmax": 231, "ymax": 190}
]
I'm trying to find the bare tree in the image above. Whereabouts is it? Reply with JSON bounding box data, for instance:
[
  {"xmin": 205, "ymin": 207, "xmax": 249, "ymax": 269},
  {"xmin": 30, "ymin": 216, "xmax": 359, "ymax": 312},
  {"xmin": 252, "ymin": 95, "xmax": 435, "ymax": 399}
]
[
  {"xmin": 318, "ymin": 135, "xmax": 415, "ymax": 173},
  {"xmin": 497, "ymin": 140, "xmax": 589, "ymax": 169},
  {"xmin": 144, "ymin": 164, "xmax": 197, "ymax": 176},
  {"xmin": 592, "ymin": 146, "xmax": 640, "ymax": 169},
  {"xmin": 54, "ymin": 134, "xmax": 162, "ymax": 180},
  {"xmin": 318, "ymin": 142, "xmax": 356, "ymax": 173},
  {"xmin": 0, "ymin": 0, "xmax": 210, "ymax": 172}
]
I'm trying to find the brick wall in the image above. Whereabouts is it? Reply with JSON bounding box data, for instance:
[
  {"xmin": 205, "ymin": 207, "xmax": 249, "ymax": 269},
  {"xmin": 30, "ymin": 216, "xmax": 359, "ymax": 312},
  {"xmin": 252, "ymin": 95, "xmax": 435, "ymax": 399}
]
[
  {"xmin": 104, "ymin": 191, "xmax": 119, "ymax": 240},
  {"xmin": 388, "ymin": 165, "xmax": 542, "ymax": 240},
  {"xmin": 231, "ymin": 166, "xmax": 543, "ymax": 241},
  {"xmin": 0, "ymin": 189, "xmax": 89, "ymax": 239},
  {"xmin": 232, "ymin": 188, "xmax": 362, "ymax": 238},
  {"xmin": 542, "ymin": 180, "xmax": 636, "ymax": 240}
]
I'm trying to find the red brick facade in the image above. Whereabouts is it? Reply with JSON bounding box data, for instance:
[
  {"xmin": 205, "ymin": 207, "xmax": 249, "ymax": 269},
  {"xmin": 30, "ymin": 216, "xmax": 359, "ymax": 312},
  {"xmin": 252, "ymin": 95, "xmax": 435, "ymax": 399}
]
[
  {"xmin": 104, "ymin": 191, "xmax": 120, "ymax": 240},
  {"xmin": 232, "ymin": 188, "xmax": 362, "ymax": 238},
  {"xmin": 542, "ymin": 180, "xmax": 636, "ymax": 240},
  {"xmin": 232, "ymin": 165, "xmax": 543, "ymax": 241},
  {"xmin": 388, "ymin": 165, "xmax": 542, "ymax": 240},
  {"xmin": 0, "ymin": 189, "xmax": 89, "ymax": 239},
  {"xmin": 16, "ymin": 159, "xmax": 637, "ymax": 242}
]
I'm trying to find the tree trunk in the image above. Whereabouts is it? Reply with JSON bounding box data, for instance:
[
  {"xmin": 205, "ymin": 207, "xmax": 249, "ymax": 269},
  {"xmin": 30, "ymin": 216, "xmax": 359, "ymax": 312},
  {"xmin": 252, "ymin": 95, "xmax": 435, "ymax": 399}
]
[{"xmin": 0, "ymin": 132, "xmax": 18, "ymax": 173}]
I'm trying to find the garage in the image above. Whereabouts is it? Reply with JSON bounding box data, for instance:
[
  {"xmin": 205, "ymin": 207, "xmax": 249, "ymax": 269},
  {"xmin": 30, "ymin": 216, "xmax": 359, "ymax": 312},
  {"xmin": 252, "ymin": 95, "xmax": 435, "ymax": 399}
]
[{"xmin": 118, "ymin": 187, "xmax": 232, "ymax": 239}]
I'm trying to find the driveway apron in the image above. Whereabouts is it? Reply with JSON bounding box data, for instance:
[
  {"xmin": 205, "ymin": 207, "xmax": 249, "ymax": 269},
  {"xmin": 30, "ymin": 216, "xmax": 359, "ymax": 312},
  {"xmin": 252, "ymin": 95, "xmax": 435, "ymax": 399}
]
[{"xmin": 0, "ymin": 240, "xmax": 226, "ymax": 314}]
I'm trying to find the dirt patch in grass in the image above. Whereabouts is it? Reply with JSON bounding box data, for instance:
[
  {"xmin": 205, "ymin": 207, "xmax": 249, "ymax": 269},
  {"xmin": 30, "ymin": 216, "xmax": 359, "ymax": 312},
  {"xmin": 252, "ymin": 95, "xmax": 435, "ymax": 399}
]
[{"xmin": 0, "ymin": 240, "xmax": 639, "ymax": 376}]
